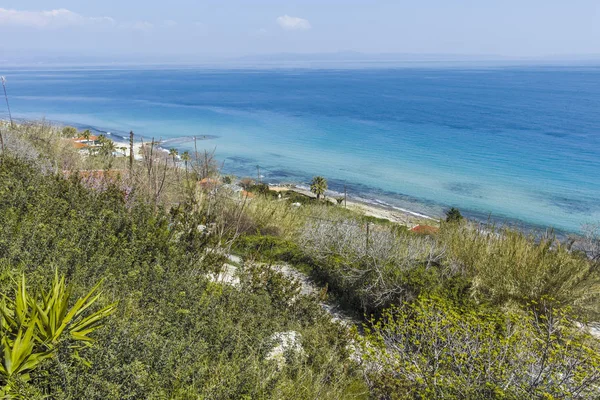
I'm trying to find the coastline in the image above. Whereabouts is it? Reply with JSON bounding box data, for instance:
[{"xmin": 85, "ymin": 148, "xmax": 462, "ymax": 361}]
[
  {"xmin": 56, "ymin": 119, "xmax": 444, "ymax": 226},
  {"xmin": 269, "ymin": 184, "xmax": 437, "ymax": 227},
  {"xmin": 2, "ymin": 118, "xmax": 581, "ymax": 235}
]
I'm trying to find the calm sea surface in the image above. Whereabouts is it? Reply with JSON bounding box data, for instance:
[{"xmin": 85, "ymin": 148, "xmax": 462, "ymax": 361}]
[{"xmin": 3, "ymin": 66, "xmax": 600, "ymax": 232}]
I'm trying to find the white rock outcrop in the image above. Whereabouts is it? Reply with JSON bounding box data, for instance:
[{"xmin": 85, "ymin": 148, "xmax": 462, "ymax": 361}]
[{"xmin": 266, "ymin": 331, "xmax": 304, "ymax": 369}]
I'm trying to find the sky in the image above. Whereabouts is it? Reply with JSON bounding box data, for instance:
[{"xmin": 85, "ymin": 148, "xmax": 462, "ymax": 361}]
[{"xmin": 1, "ymin": 0, "xmax": 599, "ymax": 62}]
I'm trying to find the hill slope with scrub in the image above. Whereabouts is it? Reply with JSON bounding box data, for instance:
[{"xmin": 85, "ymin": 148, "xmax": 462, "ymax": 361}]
[{"xmin": 1, "ymin": 121, "xmax": 599, "ymax": 399}]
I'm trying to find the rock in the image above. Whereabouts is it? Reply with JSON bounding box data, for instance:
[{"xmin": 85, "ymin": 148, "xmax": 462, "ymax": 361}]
[
  {"xmin": 207, "ymin": 264, "xmax": 240, "ymax": 287},
  {"xmin": 266, "ymin": 331, "xmax": 304, "ymax": 370}
]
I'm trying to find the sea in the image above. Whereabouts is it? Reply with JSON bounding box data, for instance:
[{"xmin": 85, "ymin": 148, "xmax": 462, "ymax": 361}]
[{"xmin": 2, "ymin": 66, "xmax": 600, "ymax": 233}]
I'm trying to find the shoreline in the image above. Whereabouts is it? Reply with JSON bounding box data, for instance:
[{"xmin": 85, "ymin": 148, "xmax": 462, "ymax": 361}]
[
  {"xmin": 269, "ymin": 184, "xmax": 438, "ymax": 227},
  {"xmin": 2, "ymin": 118, "xmax": 579, "ymax": 235},
  {"xmin": 74, "ymin": 120, "xmax": 442, "ymax": 227}
]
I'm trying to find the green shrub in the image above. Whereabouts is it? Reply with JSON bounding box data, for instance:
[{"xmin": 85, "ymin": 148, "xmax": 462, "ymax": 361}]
[
  {"xmin": 0, "ymin": 156, "xmax": 365, "ymax": 399},
  {"xmin": 445, "ymin": 207, "xmax": 463, "ymax": 223},
  {"xmin": 438, "ymin": 223, "xmax": 600, "ymax": 316},
  {"xmin": 361, "ymin": 296, "xmax": 600, "ymax": 399}
]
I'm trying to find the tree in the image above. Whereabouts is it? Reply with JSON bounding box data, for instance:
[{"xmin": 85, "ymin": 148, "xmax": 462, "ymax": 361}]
[
  {"xmin": 81, "ymin": 129, "xmax": 92, "ymax": 142},
  {"xmin": 445, "ymin": 207, "xmax": 463, "ymax": 223},
  {"xmin": 181, "ymin": 151, "xmax": 191, "ymax": 180},
  {"xmin": 61, "ymin": 126, "xmax": 78, "ymax": 138},
  {"xmin": 79, "ymin": 129, "xmax": 93, "ymax": 155},
  {"xmin": 310, "ymin": 176, "xmax": 328, "ymax": 200},
  {"xmin": 97, "ymin": 135, "xmax": 116, "ymax": 158},
  {"xmin": 169, "ymin": 148, "xmax": 178, "ymax": 166}
]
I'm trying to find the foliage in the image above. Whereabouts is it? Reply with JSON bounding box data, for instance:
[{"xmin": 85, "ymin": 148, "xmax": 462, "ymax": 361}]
[
  {"xmin": 95, "ymin": 135, "xmax": 116, "ymax": 161},
  {"xmin": 310, "ymin": 176, "xmax": 328, "ymax": 200},
  {"xmin": 360, "ymin": 296, "xmax": 600, "ymax": 399},
  {"xmin": 1, "ymin": 272, "xmax": 114, "ymax": 396},
  {"xmin": 180, "ymin": 150, "xmax": 190, "ymax": 164},
  {"xmin": 168, "ymin": 148, "xmax": 178, "ymax": 165},
  {"xmin": 0, "ymin": 156, "xmax": 366, "ymax": 399},
  {"xmin": 438, "ymin": 223, "xmax": 600, "ymax": 316},
  {"xmin": 61, "ymin": 126, "xmax": 77, "ymax": 138},
  {"xmin": 247, "ymin": 183, "xmax": 271, "ymax": 196},
  {"xmin": 31, "ymin": 271, "xmax": 116, "ymax": 346},
  {"xmin": 239, "ymin": 177, "xmax": 255, "ymax": 190},
  {"xmin": 445, "ymin": 207, "xmax": 463, "ymax": 223},
  {"xmin": 235, "ymin": 235, "xmax": 307, "ymax": 266},
  {"xmin": 282, "ymin": 190, "xmax": 317, "ymax": 205},
  {"xmin": 3, "ymin": 122, "xmax": 600, "ymax": 399}
]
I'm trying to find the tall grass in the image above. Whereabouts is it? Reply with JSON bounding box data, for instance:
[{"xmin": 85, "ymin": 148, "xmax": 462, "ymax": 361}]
[{"xmin": 438, "ymin": 223, "xmax": 600, "ymax": 316}]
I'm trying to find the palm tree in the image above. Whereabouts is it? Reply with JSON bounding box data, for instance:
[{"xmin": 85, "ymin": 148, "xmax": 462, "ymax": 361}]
[
  {"xmin": 98, "ymin": 135, "xmax": 116, "ymax": 158},
  {"xmin": 81, "ymin": 129, "xmax": 93, "ymax": 155},
  {"xmin": 181, "ymin": 151, "xmax": 191, "ymax": 178},
  {"xmin": 169, "ymin": 148, "xmax": 179, "ymax": 166},
  {"xmin": 310, "ymin": 176, "xmax": 328, "ymax": 200},
  {"xmin": 82, "ymin": 129, "xmax": 92, "ymax": 143}
]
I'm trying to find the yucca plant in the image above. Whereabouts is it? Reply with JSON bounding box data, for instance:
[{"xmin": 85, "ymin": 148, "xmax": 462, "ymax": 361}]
[
  {"xmin": 0, "ymin": 276, "xmax": 53, "ymax": 392},
  {"xmin": 0, "ymin": 271, "xmax": 115, "ymax": 391},
  {"xmin": 33, "ymin": 271, "xmax": 116, "ymax": 347},
  {"xmin": 0, "ymin": 316, "xmax": 53, "ymax": 382}
]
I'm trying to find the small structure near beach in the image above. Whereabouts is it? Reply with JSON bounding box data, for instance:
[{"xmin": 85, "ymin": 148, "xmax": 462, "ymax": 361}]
[
  {"xmin": 410, "ymin": 225, "xmax": 439, "ymax": 235},
  {"xmin": 72, "ymin": 135, "xmax": 101, "ymax": 150}
]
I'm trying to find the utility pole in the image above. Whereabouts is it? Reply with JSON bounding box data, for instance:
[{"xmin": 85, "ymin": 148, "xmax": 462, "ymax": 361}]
[
  {"xmin": 366, "ymin": 222, "xmax": 370, "ymax": 254},
  {"xmin": 256, "ymin": 165, "xmax": 261, "ymax": 184},
  {"xmin": 1, "ymin": 77, "xmax": 14, "ymax": 128},
  {"xmin": 344, "ymin": 184, "xmax": 347, "ymax": 208},
  {"xmin": 129, "ymin": 130, "xmax": 134, "ymax": 173}
]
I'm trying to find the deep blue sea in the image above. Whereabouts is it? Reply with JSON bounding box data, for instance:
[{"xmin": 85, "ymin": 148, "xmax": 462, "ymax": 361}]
[{"xmin": 3, "ymin": 66, "xmax": 600, "ymax": 233}]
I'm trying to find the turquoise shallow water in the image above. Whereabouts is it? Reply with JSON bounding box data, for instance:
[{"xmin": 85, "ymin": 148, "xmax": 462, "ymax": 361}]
[{"xmin": 3, "ymin": 66, "xmax": 600, "ymax": 233}]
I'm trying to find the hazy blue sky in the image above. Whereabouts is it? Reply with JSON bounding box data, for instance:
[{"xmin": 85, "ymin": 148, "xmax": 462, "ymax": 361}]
[{"xmin": 1, "ymin": 1, "xmax": 599, "ymax": 60}]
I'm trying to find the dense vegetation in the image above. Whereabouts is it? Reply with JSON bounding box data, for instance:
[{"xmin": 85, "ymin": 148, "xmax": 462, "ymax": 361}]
[
  {"xmin": 0, "ymin": 151, "xmax": 365, "ymax": 398},
  {"xmin": 1, "ymin": 121, "xmax": 599, "ymax": 399}
]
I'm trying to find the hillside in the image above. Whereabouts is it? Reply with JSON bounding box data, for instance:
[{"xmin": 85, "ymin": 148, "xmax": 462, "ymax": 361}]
[{"xmin": 1, "ymin": 121, "xmax": 599, "ymax": 399}]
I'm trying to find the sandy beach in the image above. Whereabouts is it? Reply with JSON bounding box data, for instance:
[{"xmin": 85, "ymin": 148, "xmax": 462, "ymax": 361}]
[{"xmin": 269, "ymin": 185, "xmax": 437, "ymax": 227}]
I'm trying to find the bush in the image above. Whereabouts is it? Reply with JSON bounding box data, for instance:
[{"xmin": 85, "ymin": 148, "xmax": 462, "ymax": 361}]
[
  {"xmin": 297, "ymin": 218, "xmax": 453, "ymax": 314},
  {"xmin": 438, "ymin": 223, "xmax": 600, "ymax": 316},
  {"xmin": 445, "ymin": 207, "xmax": 463, "ymax": 223},
  {"xmin": 247, "ymin": 183, "xmax": 271, "ymax": 196},
  {"xmin": 0, "ymin": 156, "xmax": 366, "ymax": 399},
  {"xmin": 361, "ymin": 296, "xmax": 600, "ymax": 399}
]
